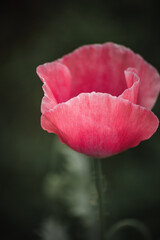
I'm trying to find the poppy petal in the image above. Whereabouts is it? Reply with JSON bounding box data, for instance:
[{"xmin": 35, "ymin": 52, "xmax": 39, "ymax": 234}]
[
  {"xmin": 41, "ymin": 92, "xmax": 159, "ymax": 158},
  {"xmin": 37, "ymin": 62, "xmax": 71, "ymax": 105},
  {"xmin": 59, "ymin": 43, "xmax": 160, "ymax": 109},
  {"xmin": 41, "ymin": 83, "xmax": 58, "ymax": 114},
  {"xmin": 119, "ymin": 68, "xmax": 140, "ymax": 104}
]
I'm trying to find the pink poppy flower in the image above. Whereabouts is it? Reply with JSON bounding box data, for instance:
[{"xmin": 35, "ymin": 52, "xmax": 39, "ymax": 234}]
[{"xmin": 37, "ymin": 43, "xmax": 160, "ymax": 158}]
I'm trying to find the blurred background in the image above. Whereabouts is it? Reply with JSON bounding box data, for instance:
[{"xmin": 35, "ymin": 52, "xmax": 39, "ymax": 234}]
[{"xmin": 1, "ymin": 0, "xmax": 160, "ymax": 239}]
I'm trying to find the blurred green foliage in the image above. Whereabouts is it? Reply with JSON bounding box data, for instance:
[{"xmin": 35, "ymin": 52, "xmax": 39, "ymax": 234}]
[{"xmin": 1, "ymin": 0, "xmax": 160, "ymax": 239}]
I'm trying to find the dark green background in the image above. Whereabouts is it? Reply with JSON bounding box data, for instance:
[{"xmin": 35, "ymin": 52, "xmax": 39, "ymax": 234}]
[{"xmin": 1, "ymin": 0, "xmax": 160, "ymax": 239}]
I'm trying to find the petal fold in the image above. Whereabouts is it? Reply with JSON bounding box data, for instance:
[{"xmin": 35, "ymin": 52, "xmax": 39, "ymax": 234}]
[
  {"xmin": 37, "ymin": 62, "xmax": 71, "ymax": 113},
  {"xmin": 119, "ymin": 68, "xmax": 140, "ymax": 104}
]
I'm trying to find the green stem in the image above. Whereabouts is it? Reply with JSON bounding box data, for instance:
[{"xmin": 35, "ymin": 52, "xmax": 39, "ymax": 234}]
[
  {"xmin": 94, "ymin": 158, "xmax": 105, "ymax": 240},
  {"xmin": 106, "ymin": 219, "xmax": 152, "ymax": 240}
]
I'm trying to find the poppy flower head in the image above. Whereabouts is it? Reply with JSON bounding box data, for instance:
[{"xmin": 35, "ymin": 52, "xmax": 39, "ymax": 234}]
[{"xmin": 37, "ymin": 43, "xmax": 160, "ymax": 158}]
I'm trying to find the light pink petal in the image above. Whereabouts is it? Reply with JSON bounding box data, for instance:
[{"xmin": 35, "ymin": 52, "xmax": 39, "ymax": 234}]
[
  {"xmin": 124, "ymin": 68, "xmax": 139, "ymax": 88},
  {"xmin": 41, "ymin": 93, "xmax": 159, "ymax": 158},
  {"xmin": 41, "ymin": 84, "xmax": 58, "ymax": 114},
  {"xmin": 58, "ymin": 43, "xmax": 160, "ymax": 109},
  {"xmin": 119, "ymin": 68, "xmax": 140, "ymax": 104},
  {"xmin": 37, "ymin": 62, "xmax": 71, "ymax": 107}
]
